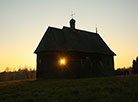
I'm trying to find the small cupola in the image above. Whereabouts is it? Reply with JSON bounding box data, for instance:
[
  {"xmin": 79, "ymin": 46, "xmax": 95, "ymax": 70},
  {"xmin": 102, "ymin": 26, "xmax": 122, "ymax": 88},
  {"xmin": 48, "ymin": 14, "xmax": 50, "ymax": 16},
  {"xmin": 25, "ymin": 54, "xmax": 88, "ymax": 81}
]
[{"xmin": 70, "ymin": 18, "xmax": 76, "ymax": 29}]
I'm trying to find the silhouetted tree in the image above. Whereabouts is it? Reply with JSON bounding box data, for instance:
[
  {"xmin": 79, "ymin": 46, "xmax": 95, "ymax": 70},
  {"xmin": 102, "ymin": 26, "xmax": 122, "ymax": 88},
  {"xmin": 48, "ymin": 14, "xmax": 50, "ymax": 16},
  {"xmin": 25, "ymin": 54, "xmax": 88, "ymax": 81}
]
[{"xmin": 133, "ymin": 57, "xmax": 138, "ymax": 74}]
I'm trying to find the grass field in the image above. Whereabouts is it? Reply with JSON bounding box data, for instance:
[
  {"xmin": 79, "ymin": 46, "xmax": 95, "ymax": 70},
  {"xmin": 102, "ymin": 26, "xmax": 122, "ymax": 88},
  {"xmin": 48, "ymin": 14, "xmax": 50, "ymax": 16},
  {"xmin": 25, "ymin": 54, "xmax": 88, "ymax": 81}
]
[{"xmin": 0, "ymin": 75, "xmax": 138, "ymax": 102}]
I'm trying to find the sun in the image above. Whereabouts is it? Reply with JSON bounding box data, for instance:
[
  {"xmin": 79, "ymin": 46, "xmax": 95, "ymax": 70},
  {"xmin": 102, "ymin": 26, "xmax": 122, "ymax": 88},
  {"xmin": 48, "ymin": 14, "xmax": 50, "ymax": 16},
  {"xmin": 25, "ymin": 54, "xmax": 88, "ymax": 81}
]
[{"xmin": 59, "ymin": 58, "xmax": 66, "ymax": 65}]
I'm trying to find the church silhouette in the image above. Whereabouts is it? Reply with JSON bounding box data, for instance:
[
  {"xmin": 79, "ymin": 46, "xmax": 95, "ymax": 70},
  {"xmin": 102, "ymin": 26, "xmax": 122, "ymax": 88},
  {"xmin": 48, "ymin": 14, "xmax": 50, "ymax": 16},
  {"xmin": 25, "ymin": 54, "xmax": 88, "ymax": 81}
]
[{"xmin": 34, "ymin": 18, "xmax": 116, "ymax": 79}]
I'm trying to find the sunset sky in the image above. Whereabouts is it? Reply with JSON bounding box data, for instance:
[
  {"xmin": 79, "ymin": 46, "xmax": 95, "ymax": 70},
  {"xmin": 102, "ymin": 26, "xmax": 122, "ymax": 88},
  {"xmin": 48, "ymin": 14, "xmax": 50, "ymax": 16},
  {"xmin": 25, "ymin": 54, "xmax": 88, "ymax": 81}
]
[{"xmin": 0, "ymin": 0, "xmax": 138, "ymax": 72}]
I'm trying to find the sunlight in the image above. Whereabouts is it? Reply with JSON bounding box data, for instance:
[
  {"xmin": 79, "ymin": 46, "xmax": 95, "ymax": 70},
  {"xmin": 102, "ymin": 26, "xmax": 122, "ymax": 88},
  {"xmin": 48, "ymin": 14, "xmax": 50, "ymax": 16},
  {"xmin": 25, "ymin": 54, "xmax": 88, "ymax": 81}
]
[{"xmin": 59, "ymin": 58, "xmax": 66, "ymax": 66}]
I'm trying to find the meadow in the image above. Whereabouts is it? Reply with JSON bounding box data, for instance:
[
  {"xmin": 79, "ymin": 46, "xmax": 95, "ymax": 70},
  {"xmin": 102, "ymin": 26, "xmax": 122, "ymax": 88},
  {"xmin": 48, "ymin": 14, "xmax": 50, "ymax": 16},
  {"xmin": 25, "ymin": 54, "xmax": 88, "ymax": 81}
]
[{"xmin": 0, "ymin": 75, "xmax": 138, "ymax": 102}]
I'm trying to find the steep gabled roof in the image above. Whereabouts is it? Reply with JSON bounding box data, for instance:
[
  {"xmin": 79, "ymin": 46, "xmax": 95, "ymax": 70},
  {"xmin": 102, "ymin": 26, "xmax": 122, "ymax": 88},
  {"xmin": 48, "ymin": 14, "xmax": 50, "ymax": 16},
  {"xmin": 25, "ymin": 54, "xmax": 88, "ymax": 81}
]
[
  {"xmin": 34, "ymin": 26, "xmax": 116, "ymax": 56},
  {"xmin": 34, "ymin": 27, "xmax": 64, "ymax": 53}
]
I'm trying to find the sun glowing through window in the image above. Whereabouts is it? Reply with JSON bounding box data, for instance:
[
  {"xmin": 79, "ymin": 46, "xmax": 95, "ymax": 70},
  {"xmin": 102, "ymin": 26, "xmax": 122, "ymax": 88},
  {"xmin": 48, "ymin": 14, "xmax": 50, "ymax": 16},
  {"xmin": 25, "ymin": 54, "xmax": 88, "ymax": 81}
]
[{"xmin": 59, "ymin": 58, "xmax": 66, "ymax": 65}]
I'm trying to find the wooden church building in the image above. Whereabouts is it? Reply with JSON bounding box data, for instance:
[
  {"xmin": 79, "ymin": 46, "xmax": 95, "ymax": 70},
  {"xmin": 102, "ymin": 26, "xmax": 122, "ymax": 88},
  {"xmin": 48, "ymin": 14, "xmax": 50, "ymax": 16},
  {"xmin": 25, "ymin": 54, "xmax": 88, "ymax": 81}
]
[{"xmin": 34, "ymin": 18, "xmax": 116, "ymax": 79}]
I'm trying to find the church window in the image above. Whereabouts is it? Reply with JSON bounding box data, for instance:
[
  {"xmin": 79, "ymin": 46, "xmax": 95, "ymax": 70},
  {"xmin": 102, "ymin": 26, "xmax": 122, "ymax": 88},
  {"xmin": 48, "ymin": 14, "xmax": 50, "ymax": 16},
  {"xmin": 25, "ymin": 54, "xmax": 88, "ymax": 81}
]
[{"xmin": 38, "ymin": 59, "xmax": 42, "ymax": 64}]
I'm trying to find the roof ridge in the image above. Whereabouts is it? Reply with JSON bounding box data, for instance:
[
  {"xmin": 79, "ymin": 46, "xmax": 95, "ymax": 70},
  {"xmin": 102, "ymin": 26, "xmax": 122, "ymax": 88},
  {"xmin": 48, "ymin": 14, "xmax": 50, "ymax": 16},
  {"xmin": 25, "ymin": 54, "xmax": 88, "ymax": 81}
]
[
  {"xmin": 48, "ymin": 26, "xmax": 62, "ymax": 30},
  {"xmin": 62, "ymin": 26, "xmax": 97, "ymax": 34}
]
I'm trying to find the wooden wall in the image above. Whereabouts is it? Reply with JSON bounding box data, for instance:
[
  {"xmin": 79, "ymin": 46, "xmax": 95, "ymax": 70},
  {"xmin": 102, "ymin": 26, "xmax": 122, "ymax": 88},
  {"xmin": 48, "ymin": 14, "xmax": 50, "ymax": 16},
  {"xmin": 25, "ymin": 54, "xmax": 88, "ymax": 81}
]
[{"xmin": 36, "ymin": 52, "xmax": 115, "ymax": 79}]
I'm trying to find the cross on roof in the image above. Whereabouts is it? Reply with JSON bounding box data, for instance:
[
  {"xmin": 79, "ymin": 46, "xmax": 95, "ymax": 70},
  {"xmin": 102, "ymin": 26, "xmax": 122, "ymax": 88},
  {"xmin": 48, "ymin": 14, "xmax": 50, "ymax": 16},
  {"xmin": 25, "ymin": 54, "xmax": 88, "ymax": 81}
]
[{"xmin": 70, "ymin": 11, "xmax": 75, "ymax": 18}]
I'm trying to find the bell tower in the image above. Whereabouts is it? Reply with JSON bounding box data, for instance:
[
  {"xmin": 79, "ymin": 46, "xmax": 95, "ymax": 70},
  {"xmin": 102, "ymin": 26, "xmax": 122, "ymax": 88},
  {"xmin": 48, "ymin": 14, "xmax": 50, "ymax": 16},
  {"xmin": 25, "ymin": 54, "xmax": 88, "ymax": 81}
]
[{"xmin": 70, "ymin": 18, "xmax": 76, "ymax": 29}]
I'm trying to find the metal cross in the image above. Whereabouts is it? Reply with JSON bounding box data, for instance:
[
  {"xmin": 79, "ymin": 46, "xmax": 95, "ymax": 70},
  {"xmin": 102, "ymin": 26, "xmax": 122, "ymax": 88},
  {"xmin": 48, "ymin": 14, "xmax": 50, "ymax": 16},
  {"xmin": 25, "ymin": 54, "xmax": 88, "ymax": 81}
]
[{"xmin": 71, "ymin": 11, "xmax": 75, "ymax": 18}]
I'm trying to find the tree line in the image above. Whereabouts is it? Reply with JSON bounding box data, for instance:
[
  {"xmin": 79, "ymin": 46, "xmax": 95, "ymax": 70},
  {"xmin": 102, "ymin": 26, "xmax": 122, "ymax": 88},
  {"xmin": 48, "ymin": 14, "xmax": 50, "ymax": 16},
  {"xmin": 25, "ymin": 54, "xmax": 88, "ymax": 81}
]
[
  {"xmin": 115, "ymin": 57, "xmax": 138, "ymax": 75},
  {"xmin": 0, "ymin": 67, "xmax": 36, "ymax": 81}
]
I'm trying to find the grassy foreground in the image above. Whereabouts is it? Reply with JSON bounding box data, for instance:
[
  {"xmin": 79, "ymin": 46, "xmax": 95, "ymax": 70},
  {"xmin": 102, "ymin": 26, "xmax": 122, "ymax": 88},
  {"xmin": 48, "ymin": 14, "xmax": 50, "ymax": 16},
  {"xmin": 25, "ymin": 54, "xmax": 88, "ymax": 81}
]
[{"xmin": 0, "ymin": 75, "xmax": 138, "ymax": 102}]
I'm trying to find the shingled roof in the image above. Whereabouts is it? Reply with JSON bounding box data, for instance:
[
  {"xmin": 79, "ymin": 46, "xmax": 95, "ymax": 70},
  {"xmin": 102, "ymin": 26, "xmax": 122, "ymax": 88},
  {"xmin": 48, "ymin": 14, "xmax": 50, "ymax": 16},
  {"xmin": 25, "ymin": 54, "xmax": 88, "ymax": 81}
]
[{"xmin": 34, "ymin": 26, "xmax": 116, "ymax": 56}]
